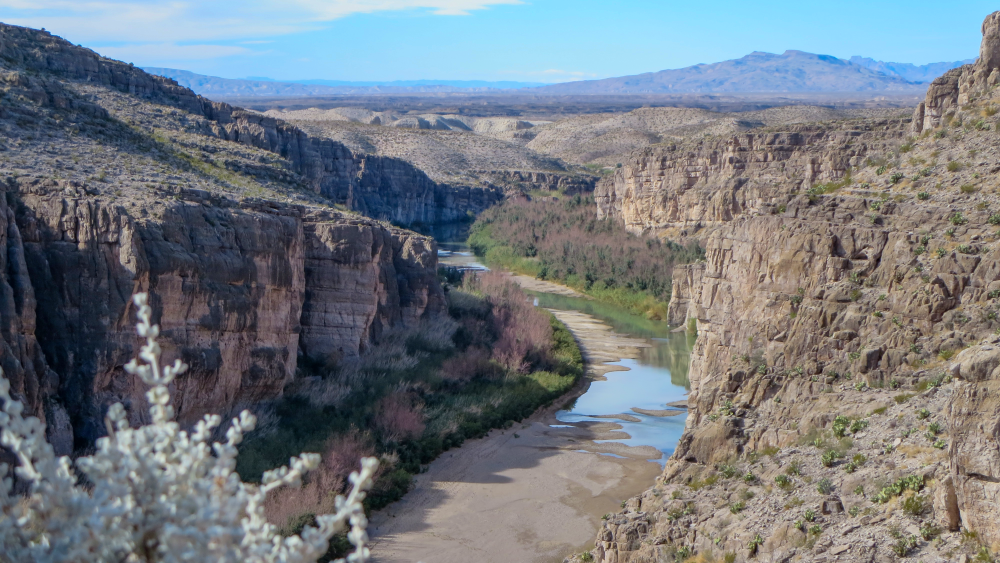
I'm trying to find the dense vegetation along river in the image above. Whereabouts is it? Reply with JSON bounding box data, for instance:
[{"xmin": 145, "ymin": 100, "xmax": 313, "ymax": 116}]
[{"xmin": 438, "ymin": 241, "xmax": 693, "ymax": 462}]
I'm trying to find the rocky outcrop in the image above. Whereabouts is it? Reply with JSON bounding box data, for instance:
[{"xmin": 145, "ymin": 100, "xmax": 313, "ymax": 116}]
[
  {"xmin": 595, "ymin": 123, "xmax": 909, "ymax": 237},
  {"xmin": 5, "ymin": 178, "xmax": 442, "ymax": 451},
  {"xmin": 587, "ymin": 14, "xmax": 1000, "ymax": 560},
  {"xmin": 0, "ymin": 23, "xmax": 502, "ymax": 227},
  {"xmin": 912, "ymin": 12, "xmax": 1000, "ymax": 134},
  {"xmin": 475, "ymin": 170, "xmax": 598, "ymax": 195}
]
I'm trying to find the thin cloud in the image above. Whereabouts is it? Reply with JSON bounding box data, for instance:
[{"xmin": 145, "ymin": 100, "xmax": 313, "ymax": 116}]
[
  {"xmin": 0, "ymin": 0, "xmax": 522, "ymax": 43},
  {"xmin": 97, "ymin": 43, "xmax": 251, "ymax": 62}
]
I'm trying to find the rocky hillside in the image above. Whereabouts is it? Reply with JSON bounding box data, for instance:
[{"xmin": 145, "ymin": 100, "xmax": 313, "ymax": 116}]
[
  {"xmin": 0, "ymin": 23, "xmax": 474, "ymax": 454},
  {"xmin": 529, "ymin": 106, "xmax": 910, "ymax": 169},
  {"xmin": 261, "ymin": 107, "xmax": 597, "ymax": 194},
  {"xmin": 584, "ymin": 12, "xmax": 1000, "ymax": 563}
]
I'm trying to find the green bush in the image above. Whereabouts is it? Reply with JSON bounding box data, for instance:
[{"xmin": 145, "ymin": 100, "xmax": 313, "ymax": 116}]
[
  {"xmin": 817, "ymin": 478, "xmax": 834, "ymax": 495},
  {"xmin": 874, "ymin": 475, "xmax": 924, "ymax": 503}
]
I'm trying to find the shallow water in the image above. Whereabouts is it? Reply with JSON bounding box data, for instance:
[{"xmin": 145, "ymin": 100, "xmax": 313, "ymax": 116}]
[{"xmin": 438, "ymin": 243, "xmax": 693, "ymax": 463}]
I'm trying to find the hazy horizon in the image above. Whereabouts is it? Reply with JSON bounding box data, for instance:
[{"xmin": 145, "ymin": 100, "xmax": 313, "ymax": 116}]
[{"xmin": 0, "ymin": 1, "xmax": 991, "ymax": 84}]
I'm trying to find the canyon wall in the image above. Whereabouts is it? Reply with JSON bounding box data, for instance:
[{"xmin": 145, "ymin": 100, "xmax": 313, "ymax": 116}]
[
  {"xmin": 589, "ymin": 12, "xmax": 1000, "ymax": 562},
  {"xmin": 0, "ymin": 23, "xmax": 502, "ymax": 227},
  {"xmin": 3, "ymin": 177, "xmax": 442, "ymax": 453},
  {"xmin": 595, "ymin": 123, "xmax": 909, "ymax": 237}
]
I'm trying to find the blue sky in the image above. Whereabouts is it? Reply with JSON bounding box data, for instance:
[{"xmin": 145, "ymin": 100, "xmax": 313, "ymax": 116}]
[{"xmin": 0, "ymin": 1, "xmax": 994, "ymax": 83}]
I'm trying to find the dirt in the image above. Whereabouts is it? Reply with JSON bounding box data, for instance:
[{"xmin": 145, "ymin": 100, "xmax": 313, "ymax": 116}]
[{"xmin": 367, "ymin": 279, "xmax": 667, "ymax": 563}]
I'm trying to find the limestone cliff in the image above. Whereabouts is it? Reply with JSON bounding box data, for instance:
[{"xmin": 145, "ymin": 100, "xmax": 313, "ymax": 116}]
[
  {"xmin": 0, "ymin": 23, "xmax": 502, "ymax": 227},
  {"xmin": 6, "ymin": 178, "xmax": 442, "ymax": 452},
  {"xmin": 587, "ymin": 12, "xmax": 1000, "ymax": 563},
  {"xmin": 0, "ymin": 22, "xmax": 458, "ymax": 455},
  {"xmin": 595, "ymin": 123, "xmax": 909, "ymax": 237}
]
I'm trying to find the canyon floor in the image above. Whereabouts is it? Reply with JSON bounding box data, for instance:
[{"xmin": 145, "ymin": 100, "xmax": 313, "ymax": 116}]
[{"xmin": 368, "ymin": 284, "xmax": 670, "ymax": 563}]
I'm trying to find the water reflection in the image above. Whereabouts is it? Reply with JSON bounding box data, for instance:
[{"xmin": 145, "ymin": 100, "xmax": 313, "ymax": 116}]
[
  {"xmin": 530, "ymin": 291, "xmax": 695, "ymax": 389},
  {"xmin": 437, "ymin": 239, "xmax": 693, "ymax": 462}
]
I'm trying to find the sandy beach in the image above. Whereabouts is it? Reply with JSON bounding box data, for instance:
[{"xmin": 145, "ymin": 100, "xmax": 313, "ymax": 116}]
[{"xmin": 368, "ymin": 295, "xmax": 668, "ymax": 563}]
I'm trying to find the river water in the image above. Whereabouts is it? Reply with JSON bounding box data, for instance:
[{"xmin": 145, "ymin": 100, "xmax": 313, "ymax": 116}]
[{"xmin": 437, "ymin": 242, "xmax": 693, "ymax": 462}]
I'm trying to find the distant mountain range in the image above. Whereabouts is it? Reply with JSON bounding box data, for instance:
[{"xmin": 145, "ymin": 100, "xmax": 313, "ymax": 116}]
[
  {"xmin": 532, "ymin": 51, "xmax": 951, "ymax": 95},
  {"xmin": 143, "ymin": 68, "xmax": 545, "ymax": 96},
  {"xmin": 147, "ymin": 52, "xmax": 974, "ymax": 98},
  {"xmin": 847, "ymin": 56, "xmax": 976, "ymax": 83}
]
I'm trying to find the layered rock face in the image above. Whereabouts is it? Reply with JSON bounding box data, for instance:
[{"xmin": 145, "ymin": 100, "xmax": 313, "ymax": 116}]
[
  {"xmin": 0, "ymin": 23, "xmax": 501, "ymax": 226},
  {"xmin": 912, "ymin": 12, "xmax": 1000, "ymax": 134},
  {"xmin": 5, "ymin": 178, "xmax": 442, "ymax": 452},
  {"xmin": 589, "ymin": 12, "xmax": 1000, "ymax": 562},
  {"xmin": 595, "ymin": 123, "xmax": 909, "ymax": 237}
]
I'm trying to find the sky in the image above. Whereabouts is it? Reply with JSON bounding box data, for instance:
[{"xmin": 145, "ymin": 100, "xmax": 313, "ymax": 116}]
[{"xmin": 0, "ymin": 0, "xmax": 995, "ymax": 83}]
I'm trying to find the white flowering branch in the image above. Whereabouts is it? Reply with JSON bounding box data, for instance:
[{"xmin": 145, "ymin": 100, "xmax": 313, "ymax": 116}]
[{"xmin": 0, "ymin": 293, "xmax": 379, "ymax": 563}]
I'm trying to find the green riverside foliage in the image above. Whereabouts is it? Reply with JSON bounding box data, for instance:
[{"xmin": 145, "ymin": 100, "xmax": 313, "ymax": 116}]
[
  {"xmin": 468, "ymin": 195, "xmax": 704, "ymax": 319},
  {"xmin": 236, "ymin": 278, "xmax": 584, "ymax": 546}
]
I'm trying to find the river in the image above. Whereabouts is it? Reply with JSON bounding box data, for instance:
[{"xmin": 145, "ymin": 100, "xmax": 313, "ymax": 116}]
[{"xmin": 368, "ymin": 241, "xmax": 692, "ymax": 563}]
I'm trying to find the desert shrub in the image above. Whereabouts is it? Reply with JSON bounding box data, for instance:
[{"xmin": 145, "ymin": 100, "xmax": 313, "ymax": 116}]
[
  {"xmin": 821, "ymin": 449, "xmax": 843, "ymax": 467},
  {"xmin": 874, "ymin": 474, "xmax": 924, "ymax": 503},
  {"xmin": 947, "ymin": 161, "xmax": 963, "ymax": 172},
  {"xmin": 376, "ymin": 392, "xmax": 426, "ymax": 443},
  {"xmin": 902, "ymin": 494, "xmax": 927, "ymax": 516},
  {"xmin": 775, "ymin": 474, "xmax": 793, "ymax": 490},
  {"xmin": 921, "ymin": 524, "xmax": 941, "ymax": 541},
  {"xmin": 468, "ymin": 196, "xmax": 703, "ymax": 315},
  {"xmin": 961, "ymin": 184, "xmax": 978, "ymax": 194},
  {"xmin": 786, "ymin": 459, "xmax": 803, "ymax": 476},
  {"xmin": 816, "ymin": 478, "xmax": 834, "ymax": 495},
  {"xmin": 0, "ymin": 293, "xmax": 381, "ymax": 562},
  {"xmin": 950, "ymin": 212, "xmax": 968, "ymax": 225},
  {"xmin": 892, "ymin": 536, "xmax": 918, "ymax": 556},
  {"xmin": 718, "ymin": 463, "xmax": 740, "ymax": 479}
]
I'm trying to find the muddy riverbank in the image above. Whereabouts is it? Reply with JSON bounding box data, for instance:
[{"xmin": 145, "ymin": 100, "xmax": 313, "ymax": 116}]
[{"xmin": 368, "ymin": 258, "xmax": 690, "ymax": 563}]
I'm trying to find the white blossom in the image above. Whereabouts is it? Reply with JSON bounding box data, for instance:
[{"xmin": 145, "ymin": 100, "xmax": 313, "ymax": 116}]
[{"xmin": 0, "ymin": 292, "xmax": 379, "ymax": 563}]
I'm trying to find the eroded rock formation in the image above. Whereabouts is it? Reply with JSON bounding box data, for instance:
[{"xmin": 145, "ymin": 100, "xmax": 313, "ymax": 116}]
[
  {"xmin": 588, "ymin": 12, "xmax": 1000, "ymax": 562},
  {"xmin": 4, "ymin": 178, "xmax": 442, "ymax": 452}
]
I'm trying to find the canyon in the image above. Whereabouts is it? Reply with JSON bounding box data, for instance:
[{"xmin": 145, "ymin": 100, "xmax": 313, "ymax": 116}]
[
  {"xmin": 0, "ymin": 22, "xmax": 476, "ymax": 454},
  {"xmin": 3, "ymin": 9, "xmax": 1000, "ymax": 563},
  {"xmin": 585, "ymin": 12, "xmax": 1000, "ymax": 563}
]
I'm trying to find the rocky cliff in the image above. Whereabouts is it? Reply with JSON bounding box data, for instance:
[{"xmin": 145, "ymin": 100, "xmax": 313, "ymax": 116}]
[
  {"xmin": 595, "ymin": 122, "xmax": 909, "ymax": 237},
  {"xmin": 0, "ymin": 23, "xmax": 501, "ymax": 227},
  {"xmin": 0, "ymin": 24, "xmax": 450, "ymax": 455},
  {"xmin": 586, "ymin": 12, "xmax": 1000, "ymax": 563},
  {"xmin": 6, "ymin": 178, "xmax": 442, "ymax": 453}
]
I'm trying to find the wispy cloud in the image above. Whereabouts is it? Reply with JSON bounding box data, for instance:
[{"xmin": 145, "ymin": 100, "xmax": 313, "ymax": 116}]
[
  {"xmin": 0, "ymin": 0, "xmax": 522, "ymax": 43},
  {"xmin": 98, "ymin": 43, "xmax": 251, "ymax": 62}
]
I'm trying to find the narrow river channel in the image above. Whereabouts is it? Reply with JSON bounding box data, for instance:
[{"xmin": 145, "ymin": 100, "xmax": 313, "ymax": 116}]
[
  {"xmin": 438, "ymin": 241, "xmax": 694, "ymax": 463},
  {"xmin": 368, "ymin": 241, "xmax": 693, "ymax": 563}
]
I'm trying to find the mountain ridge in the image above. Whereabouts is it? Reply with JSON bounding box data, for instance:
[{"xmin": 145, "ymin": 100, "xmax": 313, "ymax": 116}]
[
  {"xmin": 531, "ymin": 50, "xmax": 929, "ymax": 94},
  {"xmin": 848, "ymin": 55, "xmax": 976, "ymax": 83},
  {"xmin": 144, "ymin": 67, "xmax": 545, "ymax": 96},
  {"xmin": 148, "ymin": 51, "xmax": 971, "ymax": 99}
]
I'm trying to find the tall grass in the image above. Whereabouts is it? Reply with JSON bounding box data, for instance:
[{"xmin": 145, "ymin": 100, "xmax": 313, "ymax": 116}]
[{"xmin": 468, "ymin": 194, "xmax": 703, "ymax": 319}]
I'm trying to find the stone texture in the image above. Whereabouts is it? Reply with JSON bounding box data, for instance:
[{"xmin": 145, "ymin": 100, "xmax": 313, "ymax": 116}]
[
  {"xmin": 583, "ymin": 15, "xmax": 1000, "ymax": 559},
  {"xmin": 5, "ymin": 179, "xmax": 442, "ymax": 449},
  {"xmin": 0, "ymin": 23, "xmax": 503, "ymax": 227},
  {"xmin": 595, "ymin": 123, "xmax": 908, "ymax": 237},
  {"xmin": 912, "ymin": 11, "xmax": 1000, "ymax": 134}
]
